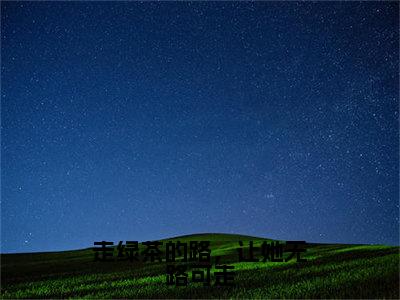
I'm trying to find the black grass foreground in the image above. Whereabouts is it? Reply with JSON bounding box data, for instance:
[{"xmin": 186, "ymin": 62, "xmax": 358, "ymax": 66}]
[{"xmin": 1, "ymin": 233, "xmax": 399, "ymax": 299}]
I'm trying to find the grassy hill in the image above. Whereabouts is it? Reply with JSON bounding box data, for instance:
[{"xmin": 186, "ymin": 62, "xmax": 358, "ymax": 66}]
[{"xmin": 1, "ymin": 233, "xmax": 399, "ymax": 299}]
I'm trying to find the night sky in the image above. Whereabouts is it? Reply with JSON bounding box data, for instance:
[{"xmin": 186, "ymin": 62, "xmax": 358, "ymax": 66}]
[{"xmin": 2, "ymin": 2, "xmax": 399, "ymax": 253}]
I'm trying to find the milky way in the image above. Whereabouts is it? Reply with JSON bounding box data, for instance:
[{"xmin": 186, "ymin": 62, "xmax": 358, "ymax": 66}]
[{"xmin": 2, "ymin": 2, "xmax": 399, "ymax": 252}]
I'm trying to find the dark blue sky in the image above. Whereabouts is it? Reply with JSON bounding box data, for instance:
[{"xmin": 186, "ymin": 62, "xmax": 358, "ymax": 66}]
[{"xmin": 1, "ymin": 2, "xmax": 399, "ymax": 253}]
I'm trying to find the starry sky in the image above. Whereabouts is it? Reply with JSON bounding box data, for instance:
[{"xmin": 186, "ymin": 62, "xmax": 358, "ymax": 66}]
[{"xmin": 1, "ymin": 1, "xmax": 399, "ymax": 253}]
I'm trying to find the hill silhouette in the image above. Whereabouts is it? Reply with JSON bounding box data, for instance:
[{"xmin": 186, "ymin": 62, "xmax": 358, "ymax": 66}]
[{"xmin": 1, "ymin": 233, "xmax": 399, "ymax": 298}]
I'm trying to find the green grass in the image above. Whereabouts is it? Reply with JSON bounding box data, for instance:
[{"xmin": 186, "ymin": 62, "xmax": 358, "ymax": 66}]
[{"xmin": 1, "ymin": 233, "xmax": 399, "ymax": 299}]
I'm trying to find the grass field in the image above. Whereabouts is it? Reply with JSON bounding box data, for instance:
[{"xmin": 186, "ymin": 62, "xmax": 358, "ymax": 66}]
[{"xmin": 1, "ymin": 233, "xmax": 399, "ymax": 299}]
